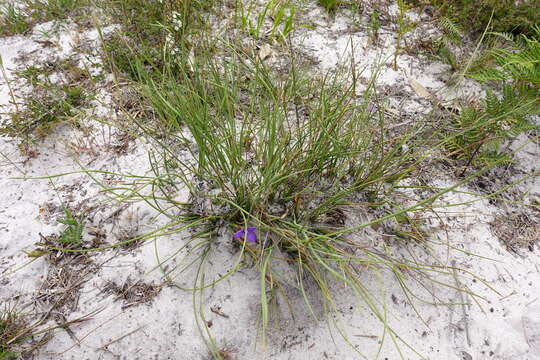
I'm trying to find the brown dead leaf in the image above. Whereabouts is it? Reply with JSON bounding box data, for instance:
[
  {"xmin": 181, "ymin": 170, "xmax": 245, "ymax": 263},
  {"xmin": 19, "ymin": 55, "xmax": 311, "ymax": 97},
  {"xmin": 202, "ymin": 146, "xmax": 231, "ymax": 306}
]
[
  {"xmin": 409, "ymin": 78, "xmax": 432, "ymax": 99},
  {"xmin": 258, "ymin": 44, "xmax": 273, "ymax": 61}
]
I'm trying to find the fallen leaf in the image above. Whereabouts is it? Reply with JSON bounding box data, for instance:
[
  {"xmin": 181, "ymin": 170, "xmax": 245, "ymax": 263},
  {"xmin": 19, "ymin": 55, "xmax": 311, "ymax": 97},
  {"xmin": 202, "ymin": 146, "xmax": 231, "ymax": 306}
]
[
  {"xmin": 25, "ymin": 249, "xmax": 47, "ymax": 258},
  {"xmin": 258, "ymin": 44, "xmax": 273, "ymax": 61},
  {"xmin": 186, "ymin": 48, "xmax": 196, "ymax": 73},
  {"xmin": 409, "ymin": 78, "xmax": 432, "ymax": 99},
  {"xmin": 384, "ymin": 107, "xmax": 400, "ymax": 116}
]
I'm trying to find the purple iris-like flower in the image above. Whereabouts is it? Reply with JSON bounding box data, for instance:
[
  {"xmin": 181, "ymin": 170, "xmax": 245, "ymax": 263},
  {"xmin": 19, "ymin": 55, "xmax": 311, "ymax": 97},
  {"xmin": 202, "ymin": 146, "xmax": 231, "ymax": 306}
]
[
  {"xmin": 368, "ymin": 104, "xmax": 377, "ymax": 112},
  {"xmin": 233, "ymin": 227, "xmax": 257, "ymax": 243}
]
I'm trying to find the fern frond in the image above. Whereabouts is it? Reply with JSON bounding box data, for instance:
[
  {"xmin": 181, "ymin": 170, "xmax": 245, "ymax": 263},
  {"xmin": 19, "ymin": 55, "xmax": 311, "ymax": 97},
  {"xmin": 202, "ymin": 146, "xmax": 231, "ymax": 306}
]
[
  {"xmin": 470, "ymin": 68, "xmax": 506, "ymax": 82},
  {"xmin": 439, "ymin": 16, "xmax": 463, "ymax": 45},
  {"xmin": 491, "ymin": 31, "xmax": 515, "ymax": 45}
]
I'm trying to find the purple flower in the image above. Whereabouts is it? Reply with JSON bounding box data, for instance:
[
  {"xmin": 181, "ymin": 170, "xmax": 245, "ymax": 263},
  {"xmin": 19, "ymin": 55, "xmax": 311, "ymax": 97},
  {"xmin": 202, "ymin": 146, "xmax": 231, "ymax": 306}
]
[
  {"xmin": 368, "ymin": 104, "xmax": 377, "ymax": 112},
  {"xmin": 233, "ymin": 227, "xmax": 257, "ymax": 243}
]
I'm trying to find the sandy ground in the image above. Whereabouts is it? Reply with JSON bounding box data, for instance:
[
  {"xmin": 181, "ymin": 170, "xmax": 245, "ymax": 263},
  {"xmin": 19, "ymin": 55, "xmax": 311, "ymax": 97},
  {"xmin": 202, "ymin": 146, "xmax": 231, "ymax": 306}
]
[{"xmin": 1, "ymin": 2, "xmax": 539, "ymax": 359}]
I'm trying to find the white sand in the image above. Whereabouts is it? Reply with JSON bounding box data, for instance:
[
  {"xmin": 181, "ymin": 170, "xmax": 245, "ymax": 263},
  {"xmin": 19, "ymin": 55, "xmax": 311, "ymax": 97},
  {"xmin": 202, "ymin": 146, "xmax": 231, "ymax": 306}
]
[{"xmin": 1, "ymin": 3, "xmax": 539, "ymax": 359}]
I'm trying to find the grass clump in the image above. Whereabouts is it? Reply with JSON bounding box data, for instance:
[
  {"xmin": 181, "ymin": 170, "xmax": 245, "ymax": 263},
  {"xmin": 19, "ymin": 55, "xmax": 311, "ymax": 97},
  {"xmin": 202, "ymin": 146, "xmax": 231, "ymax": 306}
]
[
  {"xmin": 0, "ymin": 305, "xmax": 48, "ymax": 360},
  {"xmin": 0, "ymin": 3, "xmax": 29, "ymax": 36},
  {"xmin": 99, "ymin": 0, "xmax": 211, "ymax": 81},
  {"xmin": 0, "ymin": 0, "xmax": 90, "ymax": 36},
  {"xmin": 138, "ymin": 50, "xmax": 418, "ymax": 226},
  {"xmin": 103, "ymin": 40, "xmax": 498, "ymax": 357},
  {"xmin": 0, "ymin": 300, "xmax": 94, "ymax": 359},
  {"xmin": 0, "ymin": 310, "xmax": 23, "ymax": 360}
]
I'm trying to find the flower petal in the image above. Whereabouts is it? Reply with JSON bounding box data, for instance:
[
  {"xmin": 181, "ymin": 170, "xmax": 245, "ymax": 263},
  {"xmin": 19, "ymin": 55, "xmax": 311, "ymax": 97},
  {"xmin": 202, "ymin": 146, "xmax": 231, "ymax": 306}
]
[
  {"xmin": 233, "ymin": 229, "xmax": 245, "ymax": 239},
  {"xmin": 246, "ymin": 229, "xmax": 257, "ymax": 243}
]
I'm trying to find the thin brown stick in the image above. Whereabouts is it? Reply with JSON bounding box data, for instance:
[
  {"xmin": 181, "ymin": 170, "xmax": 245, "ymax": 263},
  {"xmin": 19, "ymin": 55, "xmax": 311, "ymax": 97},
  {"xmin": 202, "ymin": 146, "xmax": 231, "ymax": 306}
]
[
  {"xmin": 98, "ymin": 325, "xmax": 146, "ymax": 350},
  {"xmin": 451, "ymin": 260, "xmax": 471, "ymax": 347}
]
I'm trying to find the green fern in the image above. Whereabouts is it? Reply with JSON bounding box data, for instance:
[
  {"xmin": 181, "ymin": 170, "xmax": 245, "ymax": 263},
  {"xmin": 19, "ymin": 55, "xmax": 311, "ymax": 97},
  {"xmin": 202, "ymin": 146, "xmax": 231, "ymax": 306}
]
[
  {"xmin": 433, "ymin": 17, "xmax": 463, "ymax": 71},
  {"xmin": 430, "ymin": 0, "xmax": 538, "ymax": 37},
  {"xmin": 439, "ymin": 16, "xmax": 463, "ymax": 45},
  {"xmin": 470, "ymin": 26, "xmax": 540, "ymax": 85},
  {"xmin": 449, "ymin": 25, "xmax": 540, "ymax": 167},
  {"xmin": 447, "ymin": 84, "xmax": 539, "ymax": 166}
]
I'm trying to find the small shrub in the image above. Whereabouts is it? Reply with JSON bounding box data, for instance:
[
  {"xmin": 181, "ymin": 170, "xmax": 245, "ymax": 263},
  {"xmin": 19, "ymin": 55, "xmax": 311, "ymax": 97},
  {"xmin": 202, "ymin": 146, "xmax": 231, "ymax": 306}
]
[
  {"xmin": 430, "ymin": 0, "xmax": 539, "ymax": 37},
  {"xmin": 444, "ymin": 25, "xmax": 540, "ymax": 168}
]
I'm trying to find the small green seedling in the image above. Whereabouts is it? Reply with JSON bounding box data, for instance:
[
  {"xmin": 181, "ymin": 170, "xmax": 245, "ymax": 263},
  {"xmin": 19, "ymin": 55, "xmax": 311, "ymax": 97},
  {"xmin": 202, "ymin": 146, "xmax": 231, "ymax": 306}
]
[
  {"xmin": 368, "ymin": 10, "xmax": 381, "ymax": 43},
  {"xmin": 56, "ymin": 209, "xmax": 84, "ymax": 247},
  {"xmin": 318, "ymin": 0, "xmax": 338, "ymax": 12}
]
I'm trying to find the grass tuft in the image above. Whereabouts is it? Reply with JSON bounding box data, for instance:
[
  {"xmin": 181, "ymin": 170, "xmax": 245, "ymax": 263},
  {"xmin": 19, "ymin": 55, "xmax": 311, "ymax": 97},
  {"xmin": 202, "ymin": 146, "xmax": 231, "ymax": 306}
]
[
  {"xmin": 99, "ymin": 39, "xmax": 499, "ymax": 356},
  {"xmin": 0, "ymin": 3, "xmax": 29, "ymax": 36},
  {"xmin": 0, "ymin": 303, "xmax": 46, "ymax": 360},
  {"xmin": 0, "ymin": 61, "xmax": 91, "ymax": 153}
]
